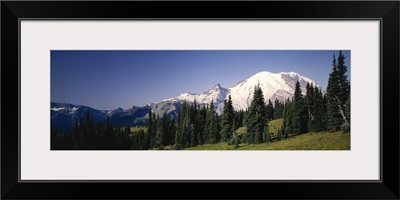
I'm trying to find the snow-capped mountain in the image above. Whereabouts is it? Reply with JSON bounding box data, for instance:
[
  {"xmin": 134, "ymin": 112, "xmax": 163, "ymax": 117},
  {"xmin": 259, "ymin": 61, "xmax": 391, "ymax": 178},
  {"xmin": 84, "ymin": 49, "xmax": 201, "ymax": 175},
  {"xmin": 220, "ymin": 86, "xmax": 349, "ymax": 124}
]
[
  {"xmin": 161, "ymin": 71, "xmax": 322, "ymax": 114},
  {"xmin": 50, "ymin": 103, "xmax": 108, "ymax": 131},
  {"xmin": 51, "ymin": 71, "xmax": 322, "ymax": 131},
  {"xmin": 228, "ymin": 71, "xmax": 322, "ymax": 111},
  {"xmin": 163, "ymin": 83, "xmax": 229, "ymax": 104},
  {"xmin": 161, "ymin": 83, "xmax": 229, "ymax": 113}
]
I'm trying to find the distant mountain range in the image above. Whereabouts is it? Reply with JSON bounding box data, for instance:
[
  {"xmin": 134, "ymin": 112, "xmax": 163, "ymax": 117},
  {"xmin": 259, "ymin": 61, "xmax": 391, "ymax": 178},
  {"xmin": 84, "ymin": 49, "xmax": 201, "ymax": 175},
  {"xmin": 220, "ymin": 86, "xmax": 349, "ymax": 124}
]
[{"xmin": 51, "ymin": 71, "xmax": 323, "ymax": 131}]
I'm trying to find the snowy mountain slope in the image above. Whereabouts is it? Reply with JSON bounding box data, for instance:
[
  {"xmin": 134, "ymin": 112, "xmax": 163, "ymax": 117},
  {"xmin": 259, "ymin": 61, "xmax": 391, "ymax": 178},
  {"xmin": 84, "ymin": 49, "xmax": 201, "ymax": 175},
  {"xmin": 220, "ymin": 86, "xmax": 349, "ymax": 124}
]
[
  {"xmin": 228, "ymin": 71, "xmax": 322, "ymax": 111},
  {"xmin": 161, "ymin": 71, "xmax": 322, "ymax": 114},
  {"xmin": 160, "ymin": 84, "xmax": 229, "ymax": 114}
]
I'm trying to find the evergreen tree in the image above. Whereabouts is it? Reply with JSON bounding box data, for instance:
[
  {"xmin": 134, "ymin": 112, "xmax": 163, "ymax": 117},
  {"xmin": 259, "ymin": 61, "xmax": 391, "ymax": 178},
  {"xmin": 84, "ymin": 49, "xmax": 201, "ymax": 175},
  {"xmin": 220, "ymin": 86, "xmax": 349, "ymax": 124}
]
[
  {"xmin": 326, "ymin": 54, "xmax": 343, "ymax": 132},
  {"xmin": 283, "ymin": 98, "xmax": 293, "ymax": 136},
  {"xmin": 291, "ymin": 81, "xmax": 308, "ymax": 134},
  {"xmin": 72, "ymin": 118, "xmax": 79, "ymax": 149},
  {"xmin": 266, "ymin": 99, "xmax": 274, "ymax": 121},
  {"xmin": 206, "ymin": 100, "xmax": 219, "ymax": 143},
  {"xmin": 262, "ymin": 125, "xmax": 271, "ymax": 143},
  {"xmin": 203, "ymin": 104, "xmax": 210, "ymax": 143},
  {"xmin": 183, "ymin": 111, "xmax": 191, "ymax": 147},
  {"xmin": 175, "ymin": 108, "xmax": 182, "ymax": 149},
  {"xmin": 197, "ymin": 104, "xmax": 207, "ymax": 145},
  {"xmin": 179, "ymin": 101, "xmax": 189, "ymax": 148},
  {"xmin": 161, "ymin": 112, "xmax": 170, "ymax": 146},
  {"xmin": 189, "ymin": 100, "xmax": 197, "ymax": 146},
  {"xmin": 337, "ymin": 50, "xmax": 350, "ymax": 106},
  {"xmin": 104, "ymin": 116, "xmax": 115, "ymax": 149},
  {"xmin": 245, "ymin": 84, "xmax": 268, "ymax": 143},
  {"xmin": 85, "ymin": 110, "xmax": 94, "ymax": 149},
  {"xmin": 305, "ymin": 82, "xmax": 315, "ymax": 132},
  {"xmin": 312, "ymin": 87, "xmax": 326, "ymax": 132},
  {"xmin": 221, "ymin": 95, "xmax": 235, "ymax": 141},
  {"xmin": 154, "ymin": 114, "xmax": 162, "ymax": 148},
  {"xmin": 273, "ymin": 99, "xmax": 284, "ymax": 119},
  {"xmin": 145, "ymin": 109, "xmax": 155, "ymax": 149},
  {"xmin": 234, "ymin": 109, "xmax": 245, "ymax": 128},
  {"xmin": 229, "ymin": 119, "xmax": 240, "ymax": 148}
]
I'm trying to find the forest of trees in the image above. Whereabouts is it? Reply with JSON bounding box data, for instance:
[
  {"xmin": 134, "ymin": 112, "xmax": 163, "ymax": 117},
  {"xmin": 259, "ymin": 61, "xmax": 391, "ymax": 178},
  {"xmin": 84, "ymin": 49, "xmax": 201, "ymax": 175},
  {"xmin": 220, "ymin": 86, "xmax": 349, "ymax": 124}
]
[{"xmin": 52, "ymin": 51, "xmax": 350, "ymax": 150}]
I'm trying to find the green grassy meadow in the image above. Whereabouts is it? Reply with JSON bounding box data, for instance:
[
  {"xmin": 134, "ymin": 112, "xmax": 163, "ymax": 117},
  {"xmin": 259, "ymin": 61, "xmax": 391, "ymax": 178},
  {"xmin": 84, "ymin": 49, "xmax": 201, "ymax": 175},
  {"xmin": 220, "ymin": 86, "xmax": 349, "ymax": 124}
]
[
  {"xmin": 184, "ymin": 131, "xmax": 350, "ymax": 150},
  {"xmin": 183, "ymin": 118, "xmax": 350, "ymax": 150},
  {"xmin": 130, "ymin": 126, "xmax": 147, "ymax": 133}
]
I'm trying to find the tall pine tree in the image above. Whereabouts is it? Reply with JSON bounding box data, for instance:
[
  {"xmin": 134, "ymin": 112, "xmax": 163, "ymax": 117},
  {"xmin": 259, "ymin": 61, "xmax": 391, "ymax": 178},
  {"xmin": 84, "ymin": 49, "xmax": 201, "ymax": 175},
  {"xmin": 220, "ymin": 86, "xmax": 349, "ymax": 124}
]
[
  {"xmin": 206, "ymin": 100, "xmax": 219, "ymax": 143},
  {"xmin": 326, "ymin": 53, "xmax": 343, "ymax": 132},
  {"xmin": 221, "ymin": 95, "xmax": 235, "ymax": 141},
  {"xmin": 245, "ymin": 84, "xmax": 268, "ymax": 143},
  {"xmin": 291, "ymin": 81, "xmax": 308, "ymax": 135},
  {"xmin": 337, "ymin": 50, "xmax": 350, "ymax": 106},
  {"xmin": 266, "ymin": 99, "xmax": 274, "ymax": 121},
  {"xmin": 305, "ymin": 82, "xmax": 314, "ymax": 132},
  {"xmin": 312, "ymin": 87, "xmax": 326, "ymax": 132},
  {"xmin": 283, "ymin": 98, "xmax": 293, "ymax": 136}
]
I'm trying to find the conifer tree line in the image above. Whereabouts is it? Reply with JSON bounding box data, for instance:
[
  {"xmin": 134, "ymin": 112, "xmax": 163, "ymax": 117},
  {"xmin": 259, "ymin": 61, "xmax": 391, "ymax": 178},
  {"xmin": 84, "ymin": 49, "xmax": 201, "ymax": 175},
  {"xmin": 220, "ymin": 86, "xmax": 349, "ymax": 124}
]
[
  {"xmin": 51, "ymin": 51, "xmax": 350, "ymax": 150},
  {"xmin": 281, "ymin": 51, "xmax": 350, "ymax": 135}
]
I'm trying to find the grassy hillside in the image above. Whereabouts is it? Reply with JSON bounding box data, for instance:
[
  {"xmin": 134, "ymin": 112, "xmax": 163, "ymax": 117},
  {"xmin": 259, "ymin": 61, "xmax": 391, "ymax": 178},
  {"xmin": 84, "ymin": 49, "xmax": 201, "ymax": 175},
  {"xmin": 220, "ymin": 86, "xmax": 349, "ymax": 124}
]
[
  {"xmin": 184, "ymin": 131, "xmax": 350, "ymax": 150},
  {"xmin": 236, "ymin": 118, "xmax": 283, "ymax": 136},
  {"xmin": 267, "ymin": 118, "xmax": 283, "ymax": 138},
  {"xmin": 130, "ymin": 126, "xmax": 147, "ymax": 133}
]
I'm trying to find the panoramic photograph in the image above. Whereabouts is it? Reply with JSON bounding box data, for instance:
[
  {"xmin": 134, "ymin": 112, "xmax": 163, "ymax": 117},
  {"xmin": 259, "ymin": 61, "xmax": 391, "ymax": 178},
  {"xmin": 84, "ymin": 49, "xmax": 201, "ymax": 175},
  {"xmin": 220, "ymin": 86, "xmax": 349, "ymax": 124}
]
[{"xmin": 51, "ymin": 50, "xmax": 350, "ymax": 150}]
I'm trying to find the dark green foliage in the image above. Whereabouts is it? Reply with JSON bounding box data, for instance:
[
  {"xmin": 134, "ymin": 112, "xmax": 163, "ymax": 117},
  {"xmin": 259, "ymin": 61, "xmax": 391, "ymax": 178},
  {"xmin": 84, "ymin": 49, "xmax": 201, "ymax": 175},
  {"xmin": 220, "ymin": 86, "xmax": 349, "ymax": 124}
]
[
  {"xmin": 234, "ymin": 109, "xmax": 245, "ymax": 128},
  {"xmin": 291, "ymin": 81, "xmax": 308, "ymax": 135},
  {"xmin": 175, "ymin": 108, "xmax": 183, "ymax": 149},
  {"xmin": 326, "ymin": 54, "xmax": 343, "ymax": 131},
  {"xmin": 312, "ymin": 87, "xmax": 326, "ymax": 132},
  {"xmin": 52, "ymin": 111, "xmax": 135, "ymax": 150},
  {"xmin": 326, "ymin": 52, "xmax": 350, "ymax": 132},
  {"xmin": 145, "ymin": 109, "xmax": 155, "ymax": 149},
  {"xmin": 244, "ymin": 84, "xmax": 268, "ymax": 144},
  {"xmin": 161, "ymin": 112, "xmax": 170, "ymax": 146},
  {"xmin": 221, "ymin": 95, "xmax": 235, "ymax": 141},
  {"xmin": 175, "ymin": 101, "xmax": 188, "ymax": 149},
  {"xmin": 262, "ymin": 125, "xmax": 271, "ymax": 143},
  {"xmin": 337, "ymin": 51, "xmax": 350, "ymax": 106},
  {"xmin": 106, "ymin": 116, "xmax": 118, "ymax": 149},
  {"xmin": 305, "ymin": 82, "xmax": 326, "ymax": 132},
  {"xmin": 266, "ymin": 99, "xmax": 275, "ymax": 121},
  {"xmin": 273, "ymin": 99, "xmax": 284, "ymax": 119},
  {"xmin": 206, "ymin": 100, "xmax": 220, "ymax": 143},
  {"xmin": 197, "ymin": 104, "xmax": 207, "ymax": 145},
  {"xmin": 176, "ymin": 100, "xmax": 199, "ymax": 148},
  {"xmin": 169, "ymin": 119, "xmax": 176, "ymax": 145},
  {"xmin": 228, "ymin": 120, "xmax": 240, "ymax": 148},
  {"xmin": 305, "ymin": 82, "xmax": 314, "ymax": 132},
  {"xmin": 283, "ymin": 98, "xmax": 293, "ymax": 135}
]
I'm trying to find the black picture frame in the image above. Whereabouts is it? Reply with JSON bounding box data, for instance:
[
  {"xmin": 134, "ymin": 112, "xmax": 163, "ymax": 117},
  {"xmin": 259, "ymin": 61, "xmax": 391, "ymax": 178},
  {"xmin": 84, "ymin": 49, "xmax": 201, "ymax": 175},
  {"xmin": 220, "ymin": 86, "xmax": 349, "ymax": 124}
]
[{"xmin": 2, "ymin": 1, "xmax": 399, "ymax": 199}]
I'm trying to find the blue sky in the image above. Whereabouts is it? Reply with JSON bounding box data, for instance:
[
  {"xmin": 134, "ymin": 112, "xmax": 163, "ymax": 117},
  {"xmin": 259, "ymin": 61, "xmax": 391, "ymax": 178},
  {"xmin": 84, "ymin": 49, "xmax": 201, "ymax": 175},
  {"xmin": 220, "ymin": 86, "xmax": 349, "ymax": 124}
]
[{"xmin": 51, "ymin": 50, "xmax": 351, "ymax": 110}]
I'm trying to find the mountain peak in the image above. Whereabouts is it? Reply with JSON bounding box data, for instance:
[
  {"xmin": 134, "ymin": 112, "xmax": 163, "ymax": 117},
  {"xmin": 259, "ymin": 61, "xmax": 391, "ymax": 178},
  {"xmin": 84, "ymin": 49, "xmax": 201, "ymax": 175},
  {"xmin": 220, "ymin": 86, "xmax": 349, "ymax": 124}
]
[
  {"xmin": 288, "ymin": 71, "xmax": 299, "ymax": 76},
  {"xmin": 212, "ymin": 83, "xmax": 222, "ymax": 90},
  {"xmin": 228, "ymin": 71, "xmax": 322, "ymax": 112},
  {"xmin": 257, "ymin": 70, "xmax": 272, "ymax": 74}
]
